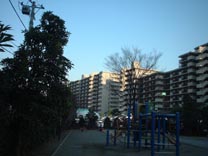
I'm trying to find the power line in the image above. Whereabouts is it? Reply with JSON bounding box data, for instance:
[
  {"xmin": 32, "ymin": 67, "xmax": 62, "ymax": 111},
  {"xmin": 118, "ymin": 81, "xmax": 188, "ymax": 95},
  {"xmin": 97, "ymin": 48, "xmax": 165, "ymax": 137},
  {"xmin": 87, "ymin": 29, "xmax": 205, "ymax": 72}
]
[
  {"xmin": 9, "ymin": 0, "xmax": 27, "ymax": 31},
  {"xmin": 1, "ymin": 47, "xmax": 14, "ymax": 55},
  {"xmin": 11, "ymin": 41, "xmax": 19, "ymax": 48}
]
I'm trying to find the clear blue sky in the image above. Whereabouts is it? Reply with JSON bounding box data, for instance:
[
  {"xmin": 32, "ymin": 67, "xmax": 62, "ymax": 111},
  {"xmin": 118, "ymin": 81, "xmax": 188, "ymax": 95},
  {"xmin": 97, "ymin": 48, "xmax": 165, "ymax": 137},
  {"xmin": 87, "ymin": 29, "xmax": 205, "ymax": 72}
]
[{"xmin": 1, "ymin": 0, "xmax": 208, "ymax": 81}]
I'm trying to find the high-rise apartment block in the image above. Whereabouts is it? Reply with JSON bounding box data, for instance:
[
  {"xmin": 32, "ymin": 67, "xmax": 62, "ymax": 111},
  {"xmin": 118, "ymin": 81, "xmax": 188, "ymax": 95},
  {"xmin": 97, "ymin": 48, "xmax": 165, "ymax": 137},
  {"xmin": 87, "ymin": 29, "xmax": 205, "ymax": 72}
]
[
  {"xmin": 70, "ymin": 43, "xmax": 208, "ymax": 115},
  {"xmin": 118, "ymin": 62, "xmax": 156, "ymax": 113},
  {"xmin": 70, "ymin": 72, "xmax": 120, "ymax": 115},
  {"xmin": 178, "ymin": 43, "xmax": 208, "ymax": 105}
]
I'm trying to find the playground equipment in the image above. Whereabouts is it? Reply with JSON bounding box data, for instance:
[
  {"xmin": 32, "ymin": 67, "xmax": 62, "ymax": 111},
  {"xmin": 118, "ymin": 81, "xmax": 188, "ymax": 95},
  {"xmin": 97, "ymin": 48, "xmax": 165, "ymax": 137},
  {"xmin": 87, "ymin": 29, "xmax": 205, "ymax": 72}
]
[
  {"xmin": 106, "ymin": 102, "xmax": 180, "ymax": 156},
  {"xmin": 139, "ymin": 111, "xmax": 180, "ymax": 156}
]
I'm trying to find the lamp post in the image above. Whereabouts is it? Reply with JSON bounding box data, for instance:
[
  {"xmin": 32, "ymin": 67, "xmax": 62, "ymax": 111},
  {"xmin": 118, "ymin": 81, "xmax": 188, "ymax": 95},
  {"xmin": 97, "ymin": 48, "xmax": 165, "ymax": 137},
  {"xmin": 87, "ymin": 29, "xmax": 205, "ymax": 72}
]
[{"xmin": 162, "ymin": 92, "xmax": 167, "ymax": 112}]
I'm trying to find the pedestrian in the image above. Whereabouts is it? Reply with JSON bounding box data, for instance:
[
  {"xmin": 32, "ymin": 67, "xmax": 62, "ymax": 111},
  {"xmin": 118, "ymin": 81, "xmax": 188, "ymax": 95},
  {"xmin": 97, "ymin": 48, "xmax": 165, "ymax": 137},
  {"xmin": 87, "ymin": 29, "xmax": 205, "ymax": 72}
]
[
  {"xmin": 104, "ymin": 116, "xmax": 111, "ymax": 129},
  {"xmin": 113, "ymin": 117, "xmax": 120, "ymax": 130},
  {"xmin": 79, "ymin": 115, "xmax": 85, "ymax": 132}
]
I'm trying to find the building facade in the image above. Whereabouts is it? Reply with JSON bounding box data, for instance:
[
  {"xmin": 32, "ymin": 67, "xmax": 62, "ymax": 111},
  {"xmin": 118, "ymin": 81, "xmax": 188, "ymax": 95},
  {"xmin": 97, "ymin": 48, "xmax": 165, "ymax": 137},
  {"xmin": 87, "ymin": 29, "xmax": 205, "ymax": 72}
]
[
  {"xmin": 70, "ymin": 72, "xmax": 120, "ymax": 115},
  {"xmin": 118, "ymin": 62, "xmax": 156, "ymax": 113},
  {"xmin": 178, "ymin": 43, "xmax": 208, "ymax": 105},
  {"xmin": 140, "ymin": 43, "xmax": 208, "ymax": 111},
  {"xmin": 70, "ymin": 43, "xmax": 208, "ymax": 115}
]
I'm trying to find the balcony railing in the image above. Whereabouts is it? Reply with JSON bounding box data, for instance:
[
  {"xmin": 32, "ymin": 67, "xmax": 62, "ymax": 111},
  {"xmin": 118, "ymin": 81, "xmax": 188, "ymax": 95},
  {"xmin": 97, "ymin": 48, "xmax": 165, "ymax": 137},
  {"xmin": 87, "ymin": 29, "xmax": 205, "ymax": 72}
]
[
  {"xmin": 196, "ymin": 75, "xmax": 207, "ymax": 81},
  {"xmin": 196, "ymin": 53, "xmax": 208, "ymax": 60},
  {"xmin": 187, "ymin": 55, "xmax": 195, "ymax": 60},
  {"xmin": 187, "ymin": 62, "xmax": 195, "ymax": 67},
  {"xmin": 196, "ymin": 60, "xmax": 208, "ymax": 67}
]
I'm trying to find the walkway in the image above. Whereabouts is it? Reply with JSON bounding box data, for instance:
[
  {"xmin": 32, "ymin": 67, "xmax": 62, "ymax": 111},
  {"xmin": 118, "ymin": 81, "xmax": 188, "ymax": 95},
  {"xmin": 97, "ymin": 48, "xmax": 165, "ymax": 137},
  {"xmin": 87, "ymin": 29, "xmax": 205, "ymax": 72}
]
[{"xmin": 49, "ymin": 130, "xmax": 208, "ymax": 156}]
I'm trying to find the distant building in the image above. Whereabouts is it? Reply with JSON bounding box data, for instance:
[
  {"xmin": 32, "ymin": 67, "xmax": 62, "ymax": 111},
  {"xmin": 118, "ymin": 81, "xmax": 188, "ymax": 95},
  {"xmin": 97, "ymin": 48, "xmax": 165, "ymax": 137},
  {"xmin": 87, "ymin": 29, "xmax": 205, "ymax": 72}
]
[
  {"xmin": 70, "ymin": 43, "xmax": 208, "ymax": 115},
  {"xmin": 70, "ymin": 72, "xmax": 120, "ymax": 115}
]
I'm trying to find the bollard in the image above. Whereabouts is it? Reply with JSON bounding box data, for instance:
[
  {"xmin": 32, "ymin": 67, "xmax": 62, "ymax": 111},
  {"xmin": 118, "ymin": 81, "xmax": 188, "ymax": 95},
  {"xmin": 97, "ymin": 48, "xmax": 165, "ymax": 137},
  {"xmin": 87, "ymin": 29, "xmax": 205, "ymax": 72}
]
[
  {"xmin": 138, "ymin": 114, "xmax": 142, "ymax": 151},
  {"xmin": 114, "ymin": 129, "xmax": 117, "ymax": 146},
  {"xmin": 151, "ymin": 112, "xmax": 155, "ymax": 156},
  {"xmin": 157, "ymin": 116, "xmax": 161, "ymax": 152},
  {"xmin": 162, "ymin": 115, "xmax": 166, "ymax": 150},
  {"xmin": 127, "ymin": 105, "xmax": 131, "ymax": 148},
  {"xmin": 176, "ymin": 112, "xmax": 180, "ymax": 156},
  {"xmin": 106, "ymin": 129, "xmax": 109, "ymax": 146}
]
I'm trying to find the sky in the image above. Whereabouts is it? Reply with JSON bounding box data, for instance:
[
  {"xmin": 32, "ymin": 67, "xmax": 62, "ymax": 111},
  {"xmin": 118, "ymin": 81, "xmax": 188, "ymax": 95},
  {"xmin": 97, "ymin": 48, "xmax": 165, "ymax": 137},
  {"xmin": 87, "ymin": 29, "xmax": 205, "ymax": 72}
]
[{"xmin": 1, "ymin": 0, "xmax": 208, "ymax": 81}]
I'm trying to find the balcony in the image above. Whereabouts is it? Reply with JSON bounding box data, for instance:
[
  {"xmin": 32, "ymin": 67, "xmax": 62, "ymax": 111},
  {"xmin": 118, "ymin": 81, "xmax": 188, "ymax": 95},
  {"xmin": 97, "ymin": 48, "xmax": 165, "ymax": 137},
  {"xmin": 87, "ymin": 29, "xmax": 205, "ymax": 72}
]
[
  {"xmin": 196, "ymin": 83, "xmax": 203, "ymax": 89},
  {"xmin": 155, "ymin": 74, "xmax": 164, "ymax": 79},
  {"xmin": 171, "ymin": 91, "xmax": 181, "ymax": 96},
  {"xmin": 196, "ymin": 53, "xmax": 208, "ymax": 60},
  {"xmin": 188, "ymin": 82, "xmax": 195, "ymax": 86},
  {"xmin": 155, "ymin": 98, "xmax": 163, "ymax": 102},
  {"xmin": 196, "ymin": 75, "xmax": 207, "ymax": 81},
  {"xmin": 196, "ymin": 95, "xmax": 208, "ymax": 103},
  {"xmin": 196, "ymin": 68, "xmax": 207, "ymax": 74},
  {"xmin": 188, "ymin": 75, "xmax": 195, "ymax": 80},
  {"xmin": 202, "ymin": 81, "xmax": 208, "ymax": 87},
  {"xmin": 187, "ymin": 62, "xmax": 195, "ymax": 67},
  {"xmin": 196, "ymin": 60, "xmax": 208, "ymax": 67},
  {"xmin": 155, "ymin": 86, "xmax": 163, "ymax": 90},
  {"xmin": 197, "ymin": 90, "xmax": 204, "ymax": 96},
  {"xmin": 170, "ymin": 79, "xmax": 179, "ymax": 84},
  {"xmin": 187, "ymin": 55, "xmax": 195, "ymax": 60},
  {"xmin": 181, "ymin": 69, "xmax": 187, "ymax": 75},
  {"xmin": 180, "ymin": 63, "xmax": 187, "ymax": 68},
  {"xmin": 197, "ymin": 98, "xmax": 204, "ymax": 103},
  {"xmin": 155, "ymin": 81, "xmax": 163, "ymax": 85},
  {"xmin": 179, "ymin": 58, "xmax": 187, "ymax": 63},
  {"xmin": 187, "ymin": 68, "xmax": 195, "ymax": 73},
  {"xmin": 188, "ymin": 88, "xmax": 195, "ymax": 93}
]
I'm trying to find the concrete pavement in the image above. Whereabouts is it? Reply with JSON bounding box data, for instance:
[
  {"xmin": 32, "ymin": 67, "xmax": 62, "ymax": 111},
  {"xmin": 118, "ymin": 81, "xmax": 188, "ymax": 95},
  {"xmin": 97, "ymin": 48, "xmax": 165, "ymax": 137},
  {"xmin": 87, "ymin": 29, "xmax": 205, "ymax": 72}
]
[
  {"xmin": 49, "ymin": 129, "xmax": 208, "ymax": 156},
  {"xmin": 180, "ymin": 136, "xmax": 208, "ymax": 149},
  {"xmin": 51, "ymin": 130, "xmax": 149, "ymax": 156}
]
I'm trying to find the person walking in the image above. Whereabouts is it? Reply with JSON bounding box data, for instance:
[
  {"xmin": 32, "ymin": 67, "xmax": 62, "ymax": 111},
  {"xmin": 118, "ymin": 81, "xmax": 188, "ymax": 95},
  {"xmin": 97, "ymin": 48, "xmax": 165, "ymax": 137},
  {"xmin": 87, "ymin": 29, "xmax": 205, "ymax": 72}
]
[{"xmin": 79, "ymin": 115, "xmax": 85, "ymax": 132}]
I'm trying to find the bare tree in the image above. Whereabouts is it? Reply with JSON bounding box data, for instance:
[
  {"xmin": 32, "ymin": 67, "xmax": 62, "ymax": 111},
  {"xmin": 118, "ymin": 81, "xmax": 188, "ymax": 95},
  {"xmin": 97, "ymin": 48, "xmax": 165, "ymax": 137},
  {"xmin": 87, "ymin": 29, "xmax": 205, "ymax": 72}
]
[
  {"xmin": 105, "ymin": 47, "xmax": 162, "ymax": 73},
  {"xmin": 105, "ymin": 47, "xmax": 162, "ymax": 118}
]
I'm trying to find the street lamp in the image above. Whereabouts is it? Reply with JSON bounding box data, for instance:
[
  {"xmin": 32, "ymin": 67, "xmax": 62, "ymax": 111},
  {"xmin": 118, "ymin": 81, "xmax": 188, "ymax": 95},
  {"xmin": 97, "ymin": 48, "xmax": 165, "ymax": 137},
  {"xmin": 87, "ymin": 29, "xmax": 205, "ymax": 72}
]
[{"xmin": 162, "ymin": 92, "xmax": 167, "ymax": 112}]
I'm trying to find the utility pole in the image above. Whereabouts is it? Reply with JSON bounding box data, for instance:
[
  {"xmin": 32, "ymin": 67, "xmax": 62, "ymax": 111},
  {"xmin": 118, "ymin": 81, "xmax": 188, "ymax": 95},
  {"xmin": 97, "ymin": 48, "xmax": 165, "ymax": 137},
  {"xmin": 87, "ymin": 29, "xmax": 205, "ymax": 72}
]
[{"xmin": 21, "ymin": 0, "xmax": 44, "ymax": 31}]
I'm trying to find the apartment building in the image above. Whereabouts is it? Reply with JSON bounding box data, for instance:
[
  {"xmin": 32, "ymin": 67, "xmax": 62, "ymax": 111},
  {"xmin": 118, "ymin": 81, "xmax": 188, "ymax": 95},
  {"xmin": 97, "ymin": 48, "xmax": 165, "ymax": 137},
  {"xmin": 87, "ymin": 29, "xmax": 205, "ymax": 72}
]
[
  {"xmin": 178, "ymin": 43, "xmax": 208, "ymax": 105},
  {"xmin": 118, "ymin": 43, "xmax": 208, "ymax": 113},
  {"xmin": 70, "ymin": 72, "xmax": 120, "ymax": 115},
  {"xmin": 119, "ymin": 62, "xmax": 156, "ymax": 113},
  {"xmin": 141, "ymin": 72, "xmax": 166, "ymax": 111},
  {"xmin": 70, "ymin": 43, "xmax": 208, "ymax": 115},
  {"xmin": 70, "ymin": 80, "xmax": 81, "ymax": 107},
  {"xmin": 145, "ymin": 43, "xmax": 208, "ymax": 111}
]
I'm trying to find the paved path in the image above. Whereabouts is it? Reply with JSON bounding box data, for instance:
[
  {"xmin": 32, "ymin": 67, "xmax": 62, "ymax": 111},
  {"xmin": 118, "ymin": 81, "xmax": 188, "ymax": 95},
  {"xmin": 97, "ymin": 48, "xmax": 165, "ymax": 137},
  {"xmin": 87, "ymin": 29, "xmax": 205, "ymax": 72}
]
[
  {"xmin": 51, "ymin": 130, "xmax": 148, "ymax": 156},
  {"xmin": 51, "ymin": 130, "xmax": 208, "ymax": 156},
  {"xmin": 180, "ymin": 136, "xmax": 208, "ymax": 149}
]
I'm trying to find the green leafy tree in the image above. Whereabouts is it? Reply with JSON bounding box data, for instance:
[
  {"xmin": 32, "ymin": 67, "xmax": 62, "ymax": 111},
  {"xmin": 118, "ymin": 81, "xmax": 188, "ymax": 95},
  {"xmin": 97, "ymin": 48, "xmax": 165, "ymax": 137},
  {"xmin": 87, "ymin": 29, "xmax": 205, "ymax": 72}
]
[
  {"xmin": 0, "ymin": 11, "xmax": 73, "ymax": 156},
  {"xmin": 0, "ymin": 22, "xmax": 14, "ymax": 52}
]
